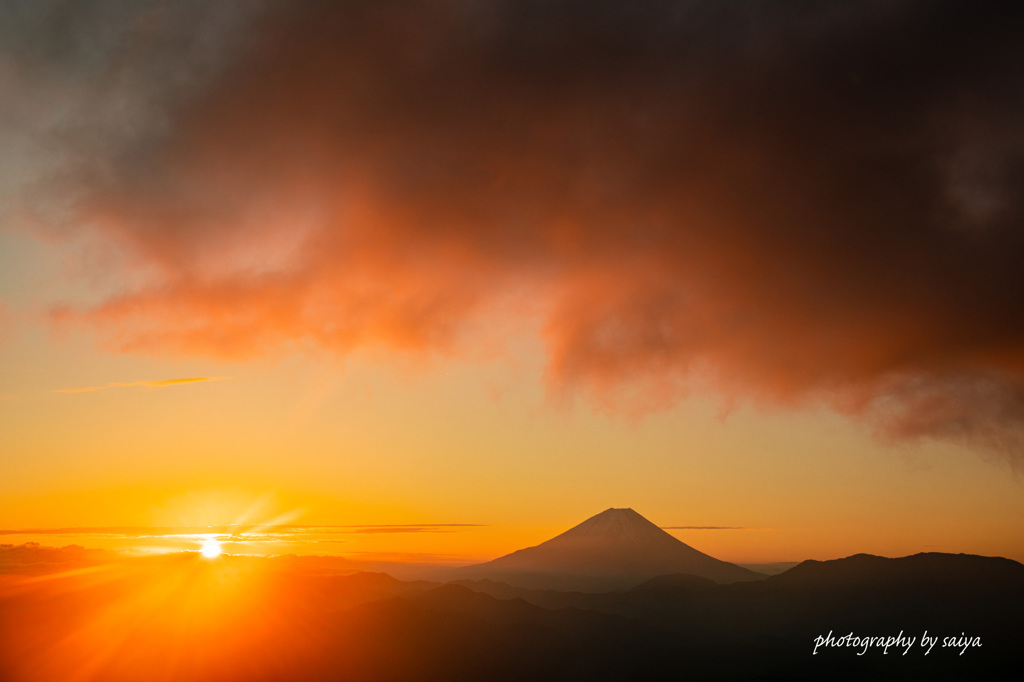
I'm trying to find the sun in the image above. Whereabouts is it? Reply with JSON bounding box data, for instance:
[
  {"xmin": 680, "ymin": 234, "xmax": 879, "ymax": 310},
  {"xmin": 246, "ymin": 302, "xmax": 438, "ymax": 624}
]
[{"xmin": 200, "ymin": 538, "xmax": 222, "ymax": 559}]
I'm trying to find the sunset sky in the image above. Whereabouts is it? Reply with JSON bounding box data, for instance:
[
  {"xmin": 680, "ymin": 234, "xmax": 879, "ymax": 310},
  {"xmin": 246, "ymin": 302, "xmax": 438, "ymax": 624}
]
[{"xmin": 2, "ymin": 0, "xmax": 1024, "ymax": 565}]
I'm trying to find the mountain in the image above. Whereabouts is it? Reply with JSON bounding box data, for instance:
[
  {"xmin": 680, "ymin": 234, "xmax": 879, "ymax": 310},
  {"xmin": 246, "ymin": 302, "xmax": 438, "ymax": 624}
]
[
  {"xmin": 769, "ymin": 551, "xmax": 1024, "ymax": 591},
  {"xmin": 458, "ymin": 507, "xmax": 764, "ymax": 590},
  {"xmin": 447, "ymin": 551, "xmax": 1024, "ymax": 681},
  {"xmin": 5, "ymin": 546, "xmax": 1022, "ymax": 681}
]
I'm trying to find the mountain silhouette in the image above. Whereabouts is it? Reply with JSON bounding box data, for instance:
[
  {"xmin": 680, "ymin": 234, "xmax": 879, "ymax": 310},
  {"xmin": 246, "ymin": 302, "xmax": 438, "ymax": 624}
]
[
  {"xmin": 4, "ymin": 544, "xmax": 1022, "ymax": 681},
  {"xmin": 459, "ymin": 507, "xmax": 764, "ymax": 590},
  {"xmin": 446, "ymin": 551, "xmax": 1024, "ymax": 681},
  {"xmin": 770, "ymin": 551, "xmax": 1024, "ymax": 591}
]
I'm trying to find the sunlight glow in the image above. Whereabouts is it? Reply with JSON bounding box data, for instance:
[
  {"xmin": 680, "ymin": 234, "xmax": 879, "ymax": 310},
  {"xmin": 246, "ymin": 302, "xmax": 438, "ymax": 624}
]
[{"xmin": 200, "ymin": 538, "xmax": 222, "ymax": 559}]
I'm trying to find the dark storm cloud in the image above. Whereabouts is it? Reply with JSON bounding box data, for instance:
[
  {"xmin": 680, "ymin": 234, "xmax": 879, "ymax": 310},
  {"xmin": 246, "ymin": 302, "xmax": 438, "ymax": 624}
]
[{"xmin": 5, "ymin": 0, "xmax": 1024, "ymax": 463}]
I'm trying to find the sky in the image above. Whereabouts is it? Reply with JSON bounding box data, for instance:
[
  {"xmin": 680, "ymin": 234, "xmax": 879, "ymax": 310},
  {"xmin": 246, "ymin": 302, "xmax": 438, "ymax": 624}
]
[{"xmin": 2, "ymin": 0, "xmax": 1024, "ymax": 564}]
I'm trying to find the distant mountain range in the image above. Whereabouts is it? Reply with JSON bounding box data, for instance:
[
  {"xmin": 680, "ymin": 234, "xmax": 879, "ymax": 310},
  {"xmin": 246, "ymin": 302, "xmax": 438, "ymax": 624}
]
[
  {"xmin": 3, "ymin": 514, "xmax": 1023, "ymax": 681},
  {"xmin": 457, "ymin": 507, "xmax": 765, "ymax": 590}
]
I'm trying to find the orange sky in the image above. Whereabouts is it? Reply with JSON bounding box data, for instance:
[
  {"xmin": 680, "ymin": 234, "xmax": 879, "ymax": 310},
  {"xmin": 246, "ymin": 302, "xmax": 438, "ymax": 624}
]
[
  {"xmin": 3, "ymin": 305, "xmax": 1023, "ymax": 563},
  {"xmin": 2, "ymin": 1, "xmax": 1024, "ymax": 565}
]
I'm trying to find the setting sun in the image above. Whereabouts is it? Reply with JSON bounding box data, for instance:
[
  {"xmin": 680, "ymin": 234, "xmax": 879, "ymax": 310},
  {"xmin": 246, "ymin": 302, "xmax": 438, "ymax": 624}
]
[
  {"xmin": 200, "ymin": 539, "xmax": 222, "ymax": 559},
  {"xmin": 3, "ymin": 2, "xmax": 1024, "ymax": 681}
]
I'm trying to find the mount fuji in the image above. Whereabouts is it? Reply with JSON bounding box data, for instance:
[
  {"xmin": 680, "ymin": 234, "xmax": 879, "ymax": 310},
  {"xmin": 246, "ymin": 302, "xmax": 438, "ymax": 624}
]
[{"xmin": 459, "ymin": 508, "xmax": 765, "ymax": 591}]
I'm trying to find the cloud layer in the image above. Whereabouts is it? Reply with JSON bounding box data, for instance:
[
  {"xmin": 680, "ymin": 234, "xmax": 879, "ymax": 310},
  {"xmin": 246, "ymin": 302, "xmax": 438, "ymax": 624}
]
[
  {"xmin": 54, "ymin": 377, "xmax": 221, "ymax": 394},
  {"xmin": 5, "ymin": 1, "xmax": 1024, "ymax": 462}
]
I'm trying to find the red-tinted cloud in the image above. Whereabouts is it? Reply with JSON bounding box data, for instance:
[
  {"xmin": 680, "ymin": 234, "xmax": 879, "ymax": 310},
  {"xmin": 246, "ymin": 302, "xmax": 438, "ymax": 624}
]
[{"xmin": 8, "ymin": 1, "xmax": 1024, "ymax": 462}]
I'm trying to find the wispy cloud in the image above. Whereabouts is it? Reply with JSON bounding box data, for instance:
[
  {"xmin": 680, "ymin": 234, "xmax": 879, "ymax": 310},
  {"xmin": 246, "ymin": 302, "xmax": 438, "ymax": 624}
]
[
  {"xmin": 0, "ymin": 524, "xmax": 486, "ymax": 536},
  {"xmin": 348, "ymin": 526, "xmax": 482, "ymax": 535},
  {"xmin": 662, "ymin": 526, "xmax": 752, "ymax": 531},
  {"xmin": 54, "ymin": 377, "xmax": 225, "ymax": 394}
]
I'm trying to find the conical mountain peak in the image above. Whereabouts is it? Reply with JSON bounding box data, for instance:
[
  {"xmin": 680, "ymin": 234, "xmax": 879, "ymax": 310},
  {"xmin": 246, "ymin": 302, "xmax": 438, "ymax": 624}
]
[
  {"xmin": 552, "ymin": 508, "xmax": 680, "ymax": 546},
  {"xmin": 461, "ymin": 508, "xmax": 765, "ymax": 591}
]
